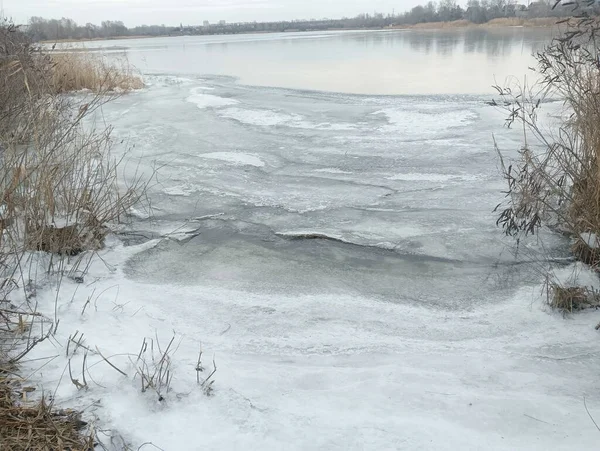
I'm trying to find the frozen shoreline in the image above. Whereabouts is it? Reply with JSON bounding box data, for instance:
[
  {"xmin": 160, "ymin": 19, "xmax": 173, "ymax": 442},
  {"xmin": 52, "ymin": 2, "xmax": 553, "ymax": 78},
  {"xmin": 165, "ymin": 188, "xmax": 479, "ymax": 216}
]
[
  {"xmin": 17, "ymin": 69, "xmax": 600, "ymax": 449},
  {"xmin": 21, "ymin": 232, "xmax": 600, "ymax": 450}
]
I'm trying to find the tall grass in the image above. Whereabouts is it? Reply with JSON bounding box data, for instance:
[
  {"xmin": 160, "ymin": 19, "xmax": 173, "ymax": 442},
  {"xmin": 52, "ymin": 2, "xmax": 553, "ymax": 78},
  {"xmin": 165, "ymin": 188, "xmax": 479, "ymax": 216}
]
[
  {"xmin": 1, "ymin": 27, "xmax": 145, "ymax": 263},
  {"xmin": 50, "ymin": 51, "xmax": 144, "ymax": 93},
  {"xmin": 410, "ymin": 19, "xmax": 472, "ymax": 29},
  {"xmin": 395, "ymin": 17, "xmax": 564, "ymax": 30},
  {"xmin": 485, "ymin": 17, "xmax": 560, "ymax": 27},
  {"xmin": 0, "ymin": 19, "xmax": 147, "ymax": 447}
]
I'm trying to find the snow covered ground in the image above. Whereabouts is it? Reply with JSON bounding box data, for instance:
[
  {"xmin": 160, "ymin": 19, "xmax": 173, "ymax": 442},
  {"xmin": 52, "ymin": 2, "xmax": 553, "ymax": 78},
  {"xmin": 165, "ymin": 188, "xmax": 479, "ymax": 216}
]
[
  {"xmin": 22, "ymin": 236, "xmax": 600, "ymax": 450},
  {"xmin": 20, "ymin": 30, "xmax": 600, "ymax": 450}
]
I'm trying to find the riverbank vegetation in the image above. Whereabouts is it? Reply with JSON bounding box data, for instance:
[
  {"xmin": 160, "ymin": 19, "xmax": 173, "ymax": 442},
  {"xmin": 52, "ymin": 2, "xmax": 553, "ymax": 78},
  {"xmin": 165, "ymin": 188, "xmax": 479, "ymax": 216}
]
[
  {"xmin": 51, "ymin": 52, "xmax": 143, "ymax": 93},
  {"xmin": 409, "ymin": 16, "xmax": 561, "ymax": 28},
  {"xmin": 0, "ymin": 19, "xmax": 144, "ymax": 448},
  {"xmin": 22, "ymin": 0, "xmax": 598, "ymax": 41},
  {"xmin": 493, "ymin": 2, "xmax": 600, "ymax": 312}
]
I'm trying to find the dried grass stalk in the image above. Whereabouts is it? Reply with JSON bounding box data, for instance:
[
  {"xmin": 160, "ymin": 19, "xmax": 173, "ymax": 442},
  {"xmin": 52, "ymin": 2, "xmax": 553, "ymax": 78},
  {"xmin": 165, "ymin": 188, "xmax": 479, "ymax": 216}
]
[
  {"xmin": 493, "ymin": 5, "xmax": 600, "ymax": 310},
  {"xmin": 0, "ymin": 375, "xmax": 94, "ymax": 451},
  {"xmin": 50, "ymin": 52, "xmax": 144, "ymax": 93},
  {"xmin": 0, "ymin": 19, "xmax": 147, "ymax": 449}
]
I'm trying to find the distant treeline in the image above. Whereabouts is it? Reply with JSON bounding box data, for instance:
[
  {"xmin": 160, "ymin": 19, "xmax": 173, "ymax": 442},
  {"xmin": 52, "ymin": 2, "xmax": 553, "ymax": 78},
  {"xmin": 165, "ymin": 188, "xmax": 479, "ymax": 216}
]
[{"xmin": 24, "ymin": 0, "xmax": 600, "ymax": 41}]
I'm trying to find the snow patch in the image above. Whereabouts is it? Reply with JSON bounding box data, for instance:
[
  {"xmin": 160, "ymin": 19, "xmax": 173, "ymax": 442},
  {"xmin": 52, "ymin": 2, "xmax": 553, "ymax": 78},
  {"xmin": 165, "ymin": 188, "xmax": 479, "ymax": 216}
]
[
  {"xmin": 186, "ymin": 87, "xmax": 238, "ymax": 109},
  {"xmin": 373, "ymin": 108, "xmax": 478, "ymax": 134},
  {"xmin": 21, "ymin": 242, "xmax": 600, "ymax": 451},
  {"xmin": 163, "ymin": 185, "xmax": 197, "ymax": 197},
  {"xmin": 127, "ymin": 207, "xmax": 151, "ymax": 220},
  {"xmin": 220, "ymin": 107, "xmax": 354, "ymax": 130},
  {"xmin": 314, "ymin": 122, "xmax": 357, "ymax": 131},
  {"xmin": 552, "ymin": 262, "xmax": 600, "ymax": 290},
  {"xmin": 144, "ymin": 75, "xmax": 195, "ymax": 87},
  {"xmin": 387, "ymin": 173, "xmax": 480, "ymax": 182},
  {"xmin": 219, "ymin": 107, "xmax": 302, "ymax": 126},
  {"xmin": 198, "ymin": 152, "xmax": 265, "ymax": 167},
  {"xmin": 314, "ymin": 168, "xmax": 353, "ymax": 175}
]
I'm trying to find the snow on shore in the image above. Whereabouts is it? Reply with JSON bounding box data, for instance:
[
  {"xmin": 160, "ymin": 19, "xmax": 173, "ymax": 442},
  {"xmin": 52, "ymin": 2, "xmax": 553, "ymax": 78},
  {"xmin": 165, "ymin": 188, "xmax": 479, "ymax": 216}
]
[{"xmin": 19, "ymin": 236, "xmax": 600, "ymax": 450}]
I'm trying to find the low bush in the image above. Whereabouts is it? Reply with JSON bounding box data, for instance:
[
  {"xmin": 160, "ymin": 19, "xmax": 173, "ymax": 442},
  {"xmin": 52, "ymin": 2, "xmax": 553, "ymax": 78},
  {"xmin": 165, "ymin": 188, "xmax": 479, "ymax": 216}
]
[{"xmin": 494, "ymin": 8, "xmax": 600, "ymax": 310}]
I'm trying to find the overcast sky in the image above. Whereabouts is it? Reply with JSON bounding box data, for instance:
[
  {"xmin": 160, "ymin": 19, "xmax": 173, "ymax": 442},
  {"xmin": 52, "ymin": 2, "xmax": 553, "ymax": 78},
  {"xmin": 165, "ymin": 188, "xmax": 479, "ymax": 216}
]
[{"xmin": 3, "ymin": 0, "xmax": 429, "ymax": 27}]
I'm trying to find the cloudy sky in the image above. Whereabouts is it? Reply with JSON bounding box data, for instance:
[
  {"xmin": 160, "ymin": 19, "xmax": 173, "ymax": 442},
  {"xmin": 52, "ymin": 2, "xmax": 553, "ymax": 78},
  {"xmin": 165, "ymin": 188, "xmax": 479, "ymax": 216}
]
[{"xmin": 3, "ymin": 0, "xmax": 426, "ymax": 26}]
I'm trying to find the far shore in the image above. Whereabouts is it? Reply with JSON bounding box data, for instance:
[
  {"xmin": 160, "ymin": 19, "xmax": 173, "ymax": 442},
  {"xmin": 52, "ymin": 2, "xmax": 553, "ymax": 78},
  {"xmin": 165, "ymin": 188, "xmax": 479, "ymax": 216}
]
[
  {"xmin": 396, "ymin": 17, "xmax": 562, "ymax": 29},
  {"xmin": 40, "ymin": 17, "xmax": 562, "ymax": 45}
]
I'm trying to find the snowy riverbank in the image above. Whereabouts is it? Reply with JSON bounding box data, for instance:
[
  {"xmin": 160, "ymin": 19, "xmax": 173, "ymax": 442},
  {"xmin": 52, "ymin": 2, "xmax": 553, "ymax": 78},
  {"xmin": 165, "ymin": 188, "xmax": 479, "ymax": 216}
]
[
  {"xmin": 20, "ymin": 232, "xmax": 600, "ymax": 450},
  {"xmin": 18, "ymin": 63, "xmax": 600, "ymax": 449}
]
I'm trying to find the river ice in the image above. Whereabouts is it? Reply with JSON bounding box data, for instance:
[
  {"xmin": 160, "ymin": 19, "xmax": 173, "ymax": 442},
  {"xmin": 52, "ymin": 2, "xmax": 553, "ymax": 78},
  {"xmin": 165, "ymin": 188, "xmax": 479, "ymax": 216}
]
[{"xmin": 22, "ymin": 72, "xmax": 600, "ymax": 450}]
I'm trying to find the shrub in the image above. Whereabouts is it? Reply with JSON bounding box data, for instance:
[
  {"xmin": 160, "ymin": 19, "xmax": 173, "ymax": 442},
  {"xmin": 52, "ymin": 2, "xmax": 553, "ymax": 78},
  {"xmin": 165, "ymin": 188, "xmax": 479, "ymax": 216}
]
[
  {"xmin": 0, "ymin": 22, "xmax": 145, "ymax": 265},
  {"xmin": 0, "ymin": 18, "xmax": 148, "ymax": 448},
  {"xmin": 493, "ymin": 8, "xmax": 600, "ymax": 309}
]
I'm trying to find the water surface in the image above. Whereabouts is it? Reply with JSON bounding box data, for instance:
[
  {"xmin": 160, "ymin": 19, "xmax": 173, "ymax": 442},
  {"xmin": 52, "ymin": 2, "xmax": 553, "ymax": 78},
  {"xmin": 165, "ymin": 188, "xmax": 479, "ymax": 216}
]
[{"xmin": 81, "ymin": 28, "xmax": 552, "ymax": 94}]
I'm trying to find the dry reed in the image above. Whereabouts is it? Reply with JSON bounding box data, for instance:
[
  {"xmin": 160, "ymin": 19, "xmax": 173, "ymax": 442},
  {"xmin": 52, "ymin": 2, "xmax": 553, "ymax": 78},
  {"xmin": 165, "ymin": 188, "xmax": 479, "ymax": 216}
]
[
  {"xmin": 494, "ymin": 5, "xmax": 600, "ymax": 311},
  {"xmin": 394, "ymin": 17, "xmax": 563, "ymax": 30},
  {"xmin": 50, "ymin": 52, "xmax": 144, "ymax": 93},
  {"xmin": 409, "ymin": 19, "xmax": 473, "ymax": 29},
  {"xmin": 0, "ymin": 20, "xmax": 147, "ymax": 448},
  {"xmin": 0, "ymin": 367, "xmax": 94, "ymax": 451},
  {"xmin": 485, "ymin": 17, "xmax": 561, "ymax": 27}
]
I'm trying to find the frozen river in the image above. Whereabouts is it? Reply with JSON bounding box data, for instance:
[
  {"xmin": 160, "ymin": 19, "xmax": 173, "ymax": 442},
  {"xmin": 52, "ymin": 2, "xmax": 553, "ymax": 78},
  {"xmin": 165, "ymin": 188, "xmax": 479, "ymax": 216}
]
[
  {"xmin": 90, "ymin": 29, "xmax": 556, "ymax": 304},
  {"xmin": 36, "ymin": 29, "xmax": 600, "ymax": 450},
  {"xmin": 111, "ymin": 76, "xmax": 545, "ymax": 307}
]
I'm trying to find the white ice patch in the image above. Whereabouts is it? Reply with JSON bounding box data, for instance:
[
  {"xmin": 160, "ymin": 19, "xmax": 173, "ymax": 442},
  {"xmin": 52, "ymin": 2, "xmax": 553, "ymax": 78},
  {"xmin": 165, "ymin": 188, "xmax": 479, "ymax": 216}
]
[
  {"xmin": 387, "ymin": 173, "xmax": 480, "ymax": 182},
  {"xmin": 219, "ymin": 107, "xmax": 302, "ymax": 126},
  {"xmin": 220, "ymin": 107, "xmax": 354, "ymax": 130},
  {"xmin": 198, "ymin": 152, "xmax": 265, "ymax": 167},
  {"xmin": 144, "ymin": 75, "xmax": 195, "ymax": 87},
  {"xmin": 553, "ymin": 262, "xmax": 600, "ymax": 290},
  {"xmin": 186, "ymin": 87, "xmax": 238, "ymax": 109},
  {"xmin": 373, "ymin": 108, "xmax": 477, "ymax": 134},
  {"xmin": 127, "ymin": 207, "xmax": 151, "ymax": 220},
  {"xmin": 314, "ymin": 168, "xmax": 353, "ymax": 175},
  {"xmin": 163, "ymin": 185, "xmax": 198, "ymax": 197},
  {"xmin": 314, "ymin": 122, "xmax": 357, "ymax": 131}
]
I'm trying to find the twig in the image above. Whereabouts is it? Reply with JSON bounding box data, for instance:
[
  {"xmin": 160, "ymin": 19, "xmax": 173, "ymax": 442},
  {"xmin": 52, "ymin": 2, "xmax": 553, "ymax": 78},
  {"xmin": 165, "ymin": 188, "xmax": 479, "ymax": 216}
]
[
  {"xmin": 52, "ymin": 318, "xmax": 60, "ymax": 335},
  {"xmin": 23, "ymin": 355, "xmax": 59, "ymax": 381},
  {"xmin": 0, "ymin": 308, "xmax": 42, "ymax": 316},
  {"xmin": 81, "ymin": 298, "xmax": 90, "ymax": 316},
  {"xmin": 195, "ymin": 348, "xmax": 203, "ymax": 384},
  {"xmin": 584, "ymin": 396, "xmax": 600, "ymax": 432},
  {"xmin": 137, "ymin": 337, "xmax": 147, "ymax": 361},
  {"xmin": 95, "ymin": 346, "xmax": 128, "ymax": 377},
  {"xmin": 220, "ymin": 323, "xmax": 231, "ymax": 335},
  {"xmin": 138, "ymin": 442, "xmax": 166, "ymax": 451},
  {"xmin": 68, "ymin": 358, "xmax": 86, "ymax": 390},
  {"xmin": 82, "ymin": 351, "xmax": 88, "ymax": 387},
  {"xmin": 201, "ymin": 355, "xmax": 217, "ymax": 390},
  {"xmin": 523, "ymin": 413, "xmax": 552, "ymax": 425},
  {"xmin": 9, "ymin": 327, "xmax": 52, "ymax": 364}
]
